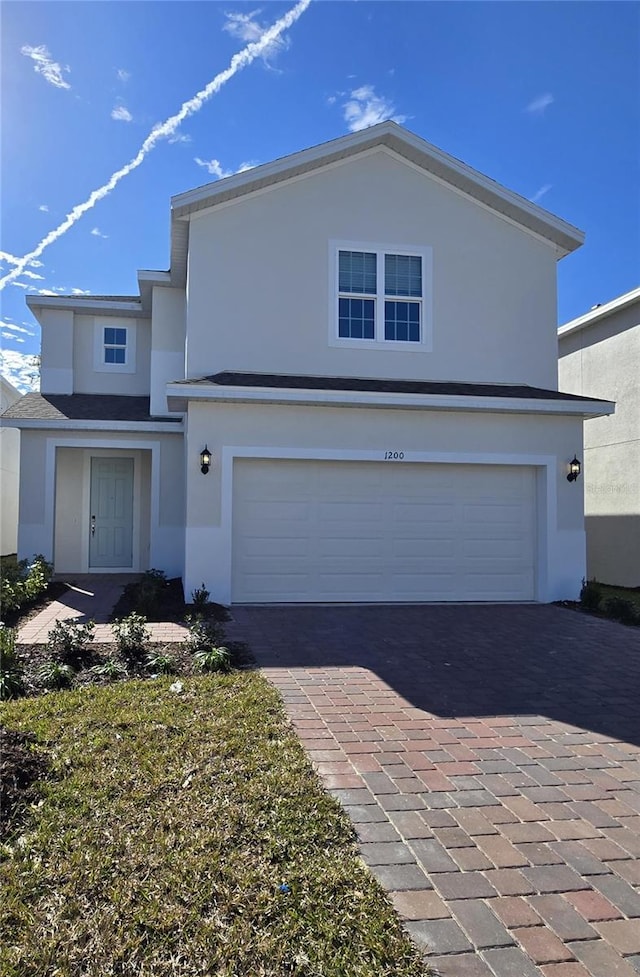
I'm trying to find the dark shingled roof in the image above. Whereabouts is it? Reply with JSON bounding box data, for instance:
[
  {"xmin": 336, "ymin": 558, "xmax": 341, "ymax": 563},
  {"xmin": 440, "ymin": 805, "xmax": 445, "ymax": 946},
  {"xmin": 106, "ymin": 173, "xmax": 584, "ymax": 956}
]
[
  {"xmin": 176, "ymin": 371, "xmax": 609, "ymax": 404},
  {"xmin": 1, "ymin": 393, "xmax": 180, "ymax": 423}
]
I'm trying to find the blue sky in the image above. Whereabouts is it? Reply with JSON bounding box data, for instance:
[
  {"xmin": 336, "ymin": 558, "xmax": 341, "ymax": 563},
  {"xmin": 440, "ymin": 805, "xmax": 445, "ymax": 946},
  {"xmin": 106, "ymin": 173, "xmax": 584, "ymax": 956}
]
[{"xmin": 1, "ymin": 0, "xmax": 638, "ymax": 391}]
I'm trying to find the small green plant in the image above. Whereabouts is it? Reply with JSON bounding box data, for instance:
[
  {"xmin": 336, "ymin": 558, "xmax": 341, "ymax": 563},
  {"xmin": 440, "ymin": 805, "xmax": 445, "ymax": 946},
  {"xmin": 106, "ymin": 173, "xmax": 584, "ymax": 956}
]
[
  {"xmin": 47, "ymin": 619, "xmax": 96, "ymax": 664},
  {"xmin": 145, "ymin": 648, "xmax": 177, "ymax": 675},
  {"xmin": 191, "ymin": 583, "xmax": 210, "ymax": 611},
  {"xmin": 184, "ymin": 616, "xmax": 224, "ymax": 653},
  {"xmin": 0, "ymin": 553, "xmax": 53, "ymax": 616},
  {"xmin": 193, "ymin": 645, "xmax": 231, "ymax": 673},
  {"xmin": 39, "ymin": 661, "xmax": 75, "ymax": 690},
  {"xmin": 90, "ymin": 658, "xmax": 128, "ymax": 680},
  {"xmin": 0, "ymin": 624, "xmax": 24, "ymax": 700},
  {"xmin": 112, "ymin": 612, "xmax": 151, "ymax": 656},
  {"xmin": 602, "ymin": 596, "xmax": 639, "ymax": 626},
  {"xmin": 135, "ymin": 569, "xmax": 168, "ymax": 617},
  {"xmin": 580, "ymin": 578, "xmax": 602, "ymax": 611}
]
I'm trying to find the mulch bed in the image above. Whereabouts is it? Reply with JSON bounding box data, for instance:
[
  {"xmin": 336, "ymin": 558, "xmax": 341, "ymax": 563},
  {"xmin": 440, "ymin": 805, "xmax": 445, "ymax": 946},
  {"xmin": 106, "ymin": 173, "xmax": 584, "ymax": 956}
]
[
  {"xmin": 109, "ymin": 577, "xmax": 230, "ymax": 624},
  {"xmin": 0, "ymin": 727, "xmax": 51, "ymax": 841}
]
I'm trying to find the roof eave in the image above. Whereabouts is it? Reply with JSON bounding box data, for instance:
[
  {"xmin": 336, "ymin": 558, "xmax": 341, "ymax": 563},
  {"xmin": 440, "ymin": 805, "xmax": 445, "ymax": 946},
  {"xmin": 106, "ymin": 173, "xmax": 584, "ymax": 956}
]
[{"xmin": 558, "ymin": 285, "xmax": 640, "ymax": 338}]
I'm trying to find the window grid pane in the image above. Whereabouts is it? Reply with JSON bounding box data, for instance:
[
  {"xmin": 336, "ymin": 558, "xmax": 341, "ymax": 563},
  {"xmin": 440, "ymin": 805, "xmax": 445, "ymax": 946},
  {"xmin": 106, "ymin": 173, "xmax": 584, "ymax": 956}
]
[
  {"xmin": 105, "ymin": 347, "xmax": 126, "ymax": 364},
  {"xmin": 339, "ymin": 297, "xmax": 375, "ymax": 339},
  {"xmin": 385, "ymin": 300, "xmax": 420, "ymax": 342},
  {"xmin": 339, "ymin": 251, "xmax": 377, "ymax": 294},
  {"xmin": 104, "ymin": 327, "xmax": 127, "ymax": 346},
  {"xmin": 385, "ymin": 254, "xmax": 422, "ymax": 297}
]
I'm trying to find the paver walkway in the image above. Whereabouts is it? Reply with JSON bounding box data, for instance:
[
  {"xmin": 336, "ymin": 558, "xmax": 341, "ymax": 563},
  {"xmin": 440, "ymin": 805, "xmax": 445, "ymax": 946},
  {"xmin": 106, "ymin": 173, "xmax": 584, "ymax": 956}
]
[
  {"xmin": 227, "ymin": 604, "xmax": 640, "ymax": 977},
  {"xmin": 17, "ymin": 574, "xmax": 188, "ymax": 644}
]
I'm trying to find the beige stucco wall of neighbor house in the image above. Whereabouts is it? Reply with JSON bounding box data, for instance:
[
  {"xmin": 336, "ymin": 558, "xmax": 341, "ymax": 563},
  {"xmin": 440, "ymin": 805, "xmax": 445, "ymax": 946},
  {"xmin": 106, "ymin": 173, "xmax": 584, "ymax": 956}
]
[
  {"xmin": 182, "ymin": 400, "xmax": 587, "ymax": 604},
  {"xmin": 0, "ymin": 377, "xmax": 21, "ymax": 555},
  {"xmin": 559, "ymin": 298, "xmax": 640, "ymax": 586},
  {"xmin": 150, "ymin": 287, "xmax": 186, "ymax": 416},
  {"xmin": 17, "ymin": 430, "xmax": 185, "ymax": 577},
  {"xmin": 185, "ymin": 149, "xmax": 559, "ymax": 389},
  {"xmin": 73, "ymin": 315, "xmax": 152, "ymax": 396}
]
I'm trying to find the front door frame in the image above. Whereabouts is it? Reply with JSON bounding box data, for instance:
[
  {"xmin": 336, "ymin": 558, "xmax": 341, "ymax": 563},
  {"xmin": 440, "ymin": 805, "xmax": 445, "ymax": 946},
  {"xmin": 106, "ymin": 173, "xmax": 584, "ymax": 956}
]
[{"xmin": 45, "ymin": 437, "xmax": 161, "ymax": 574}]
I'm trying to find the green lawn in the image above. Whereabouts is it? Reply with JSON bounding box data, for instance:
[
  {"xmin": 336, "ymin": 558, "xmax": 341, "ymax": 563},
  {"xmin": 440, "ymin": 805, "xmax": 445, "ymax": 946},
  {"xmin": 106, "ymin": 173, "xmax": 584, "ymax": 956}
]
[{"xmin": 1, "ymin": 673, "xmax": 429, "ymax": 977}]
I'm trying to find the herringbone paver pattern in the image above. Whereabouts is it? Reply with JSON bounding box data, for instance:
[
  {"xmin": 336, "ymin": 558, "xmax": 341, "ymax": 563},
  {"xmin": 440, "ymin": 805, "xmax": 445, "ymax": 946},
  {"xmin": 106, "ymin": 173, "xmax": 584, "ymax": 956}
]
[{"xmin": 227, "ymin": 604, "xmax": 640, "ymax": 977}]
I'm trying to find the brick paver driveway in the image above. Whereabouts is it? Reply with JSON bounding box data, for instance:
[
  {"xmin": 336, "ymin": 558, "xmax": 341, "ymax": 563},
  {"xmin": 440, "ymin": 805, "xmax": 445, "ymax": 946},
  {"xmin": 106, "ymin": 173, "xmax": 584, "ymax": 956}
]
[{"xmin": 228, "ymin": 605, "xmax": 640, "ymax": 977}]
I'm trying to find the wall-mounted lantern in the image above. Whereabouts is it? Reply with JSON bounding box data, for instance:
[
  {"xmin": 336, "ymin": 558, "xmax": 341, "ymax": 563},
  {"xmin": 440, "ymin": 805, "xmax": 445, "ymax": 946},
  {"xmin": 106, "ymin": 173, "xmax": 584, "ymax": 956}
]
[
  {"xmin": 200, "ymin": 445, "xmax": 212, "ymax": 475},
  {"xmin": 567, "ymin": 456, "xmax": 581, "ymax": 482}
]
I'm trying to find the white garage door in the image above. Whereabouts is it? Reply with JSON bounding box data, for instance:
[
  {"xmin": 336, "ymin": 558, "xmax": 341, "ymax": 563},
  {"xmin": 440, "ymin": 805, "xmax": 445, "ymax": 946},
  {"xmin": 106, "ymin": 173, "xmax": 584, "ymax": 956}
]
[{"xmin": 232, "ymin": 459, "xmax": 536, "ymax": 603}]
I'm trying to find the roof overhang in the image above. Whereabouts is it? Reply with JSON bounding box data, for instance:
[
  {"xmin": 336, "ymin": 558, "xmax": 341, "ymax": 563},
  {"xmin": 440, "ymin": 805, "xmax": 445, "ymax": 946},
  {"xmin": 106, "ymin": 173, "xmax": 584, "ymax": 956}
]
[
  {"xmin": 26, "ymin": 295, "xmax": 146, "ymax": 319},
  {"xmin": 0, "ymin": 417, "xmax": 183, "ymax": 433},
  {"xmin": 558, "ymin": 285, "xmax": 640, "ymax": 339},
  {"xmin": 169, "ymin": 121, "xmax": 585, "ymax": 289},
  {"xmin": 166, "ymin": 380, "xmax": 613, "ymax": 418}
]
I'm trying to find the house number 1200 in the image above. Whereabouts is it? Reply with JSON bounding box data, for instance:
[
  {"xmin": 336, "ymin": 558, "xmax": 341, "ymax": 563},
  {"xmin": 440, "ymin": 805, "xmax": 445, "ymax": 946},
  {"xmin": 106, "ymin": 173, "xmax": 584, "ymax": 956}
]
[{"xmin": 384, "ymin": 451, "xmax": 405, "ymax": 460}]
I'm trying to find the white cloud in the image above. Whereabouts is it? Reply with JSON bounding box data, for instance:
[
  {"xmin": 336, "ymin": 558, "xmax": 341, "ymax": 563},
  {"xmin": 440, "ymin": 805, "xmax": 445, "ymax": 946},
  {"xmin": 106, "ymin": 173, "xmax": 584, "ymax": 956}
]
[
  {"xmin": 0, "ymin": 0, "xmax": 311, "ymax": 291},
  {"xmin": 342, "ymin": 85, "xmax": 406, "ymax": 132},
  {"xmin": 70, "ymin": 288, "xmax": 91, "ymax": 295},
  {"xmin": 111, "ymin": 104, "xmax": 133, "ymax": 122},
  {"xmin": 33, "ymin": 289, "xmax": 57, "ymax": 296},
  {"xmin": 2, "ymin": 331, "xmax": 25, "ymax": 344},
  {"xmin": 168, "ymin": 132, "xmax": 192, "ymax": 145},
  {"xmin": 39, "ymin": 204, "xmax": 49, "ymax": 212},
  {"xmin": 194, "ymin": 157, "xmax": 233, "ymax": 179},
  {"xmin": 20, "ymin": 270, "xmax": 45, "ymax": 281},
  {"xmin": 237, "ymin": 160, "xmax": 259, "ymax": 172},
  {"xmin": 1, "ymin": 322, "xmax": 35, "ymax": 337},
  {"xmin": 10, "ymin": 281, "xmax": 29, "ymax": 289},
  {"xmin": 223, "ymin": 9, "xmax": 290, "ymax": 67},
  {"xmin": 531, "ymin": 184, "xmax": 552, "ymax": 203},
  {"xmin": 91, "ymin": 228, "xmax": 108, "ymax": 238},
  {"xmin": 20, "ymin": 44, "xmax": 71, "ymax": 90},
  {"xmin": 117, "ymin": 68, "xmax": 131, "ymax": 83},
  {"xmin": 0, "ymin": 251, "xmax": 43, "ymax": 269},
  {"xmin": 0, "ymin": 349, "xmax": 40, "ymax": 392},
  {"xmin": 526, "ymin": 93, "xmax": 554, "ymax": 115}
]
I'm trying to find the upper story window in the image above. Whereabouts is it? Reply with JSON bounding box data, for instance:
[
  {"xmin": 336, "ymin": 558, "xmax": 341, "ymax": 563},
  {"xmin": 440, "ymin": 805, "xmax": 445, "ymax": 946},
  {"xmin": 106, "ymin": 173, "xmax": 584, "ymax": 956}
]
[
  {"xmin": 93, "ymin": 319, "xmax": 136, "ymax": 374},
  {"xmin": 104, "ymin": 327, "xmax": 127, "ymax": 364},
  {"xmin": 331, "ymin": 242, "xmax": 432, "ymax": 351}
]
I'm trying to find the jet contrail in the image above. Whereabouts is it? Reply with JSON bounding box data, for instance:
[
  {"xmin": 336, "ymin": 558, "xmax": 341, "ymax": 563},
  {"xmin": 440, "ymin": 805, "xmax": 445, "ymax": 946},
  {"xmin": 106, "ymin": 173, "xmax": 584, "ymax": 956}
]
[{"xmin": 0, "ymin": 0, "xmax": 311, "ymax": 291}]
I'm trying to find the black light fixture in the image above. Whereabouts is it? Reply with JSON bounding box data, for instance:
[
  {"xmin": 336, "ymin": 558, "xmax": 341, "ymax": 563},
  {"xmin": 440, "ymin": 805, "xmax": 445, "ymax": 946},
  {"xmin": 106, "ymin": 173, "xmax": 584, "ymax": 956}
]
[
  {"xmin": 567, "ymin": 456, "xmax": 581, "ymax": 482},
  {"xmin": 200, "ymin": 445, "xmax": 212, "ymax": 475}
]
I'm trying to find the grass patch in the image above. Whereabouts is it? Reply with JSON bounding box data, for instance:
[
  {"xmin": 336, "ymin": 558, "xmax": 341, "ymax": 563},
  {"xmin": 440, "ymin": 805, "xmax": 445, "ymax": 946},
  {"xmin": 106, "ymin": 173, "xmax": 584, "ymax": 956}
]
[{"xmin": 1, "ymin": 674, "xmax": 429, "ymax": 976}]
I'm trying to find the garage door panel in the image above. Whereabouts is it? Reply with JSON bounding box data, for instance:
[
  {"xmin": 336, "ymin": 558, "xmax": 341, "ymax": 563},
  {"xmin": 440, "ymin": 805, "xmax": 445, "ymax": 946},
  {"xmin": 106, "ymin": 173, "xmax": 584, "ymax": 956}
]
[{"xmin": 232, "ymin": 459, "xmax": 536, "ymax": 603}]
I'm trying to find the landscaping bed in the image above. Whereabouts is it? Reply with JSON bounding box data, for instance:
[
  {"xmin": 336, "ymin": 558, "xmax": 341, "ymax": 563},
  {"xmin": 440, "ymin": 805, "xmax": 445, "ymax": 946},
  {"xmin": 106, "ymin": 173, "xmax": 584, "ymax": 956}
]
[
  {"xmin": 557, "ymin": 579, "xmax": 640, "ymax": 627},
  {"xmin": 0, "ymin": 675, "xmax": 429, "ymax": 977}
]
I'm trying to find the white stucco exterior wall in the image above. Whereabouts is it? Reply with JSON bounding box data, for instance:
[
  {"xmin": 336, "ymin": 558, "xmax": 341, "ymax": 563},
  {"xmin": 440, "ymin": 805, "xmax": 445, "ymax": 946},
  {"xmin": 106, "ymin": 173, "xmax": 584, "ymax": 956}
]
[
  {"xmin": 73, "ymin": 315, "xmax": 151, "ymax": 396},
  {"xmin": 559, "ymin": 296, "xmax": 639, "ymax": 586},
  {"xmin": 185, "ymin": 149, "xmax": 559, "ymax": 389},
  {"xmin": 150, "ymin": 287, "xmax": 186, "ymax": 415},
  {"xmin": 182, "ymin": 400, "xmax": 586, "ymax": 605},
  {"xmin": 39, "ymin": 309, "xmax": 74, "ymax": 394},
  {"xmin": 0, "ymin": 377, "xmax": 21, "ymax": 555}
]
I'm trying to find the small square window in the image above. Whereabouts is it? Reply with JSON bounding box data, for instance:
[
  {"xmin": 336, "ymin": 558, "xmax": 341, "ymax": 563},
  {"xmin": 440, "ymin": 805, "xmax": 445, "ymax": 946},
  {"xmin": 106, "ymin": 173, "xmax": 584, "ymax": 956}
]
[{"xmin": 103, "ymin": 326, "xmax": 127, "ymax": 365}]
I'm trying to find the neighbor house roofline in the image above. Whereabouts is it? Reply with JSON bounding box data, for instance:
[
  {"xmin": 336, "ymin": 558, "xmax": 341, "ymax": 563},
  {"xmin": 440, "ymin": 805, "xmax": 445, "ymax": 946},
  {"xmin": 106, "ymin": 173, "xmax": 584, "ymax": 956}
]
[{"xmin": 558, "ymin": 285, "xmax": 640, "ymax": 338}]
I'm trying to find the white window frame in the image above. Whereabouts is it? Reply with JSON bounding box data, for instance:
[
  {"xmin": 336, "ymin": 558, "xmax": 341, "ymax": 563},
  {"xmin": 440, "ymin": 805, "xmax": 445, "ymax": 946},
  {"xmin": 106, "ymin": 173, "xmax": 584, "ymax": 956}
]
[
  {"xmin": 93, "ymin": 319, "xmax": 137, "ymax": 374},
  {"xmin": 329, "ymin": 240, "xmax": 433, "ymax": 352}
]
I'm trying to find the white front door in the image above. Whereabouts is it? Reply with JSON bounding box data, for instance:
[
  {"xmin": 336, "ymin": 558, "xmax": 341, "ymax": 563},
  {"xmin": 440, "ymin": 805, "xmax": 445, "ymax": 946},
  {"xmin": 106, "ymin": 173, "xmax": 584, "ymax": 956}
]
[
  {"xmin": 89, "ymin": 457, "xmax": 134, "ymax": 568},
  {"xmin": 231, "ymin": 459, "xmax": 537, "ymax": 603}
]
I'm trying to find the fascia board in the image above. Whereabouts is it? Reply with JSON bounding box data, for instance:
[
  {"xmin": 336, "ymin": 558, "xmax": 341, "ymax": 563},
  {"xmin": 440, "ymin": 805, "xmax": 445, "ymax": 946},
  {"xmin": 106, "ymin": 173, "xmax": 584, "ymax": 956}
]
[
  {"xmin": 165, "ymin": 383, "xmax": 614, "ymax": 418},
  {"xmin": 558, "ymin": 286, "xmax": 640, "ymax": 338},
  {"xmin": 26, "ymin": 296, "xmax": 145, "ymax": 317},
  {"xmin": 0, "ymin": 418, "xmax": 184, "ymax": 433}
]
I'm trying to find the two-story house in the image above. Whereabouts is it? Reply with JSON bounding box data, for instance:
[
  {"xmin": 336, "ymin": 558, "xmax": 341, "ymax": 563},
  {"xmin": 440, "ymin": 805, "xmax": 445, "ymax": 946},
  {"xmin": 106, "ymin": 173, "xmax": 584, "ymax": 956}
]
[{"xmin": 3, "ymin": 122, "xmax": 613, "ymax": 604}]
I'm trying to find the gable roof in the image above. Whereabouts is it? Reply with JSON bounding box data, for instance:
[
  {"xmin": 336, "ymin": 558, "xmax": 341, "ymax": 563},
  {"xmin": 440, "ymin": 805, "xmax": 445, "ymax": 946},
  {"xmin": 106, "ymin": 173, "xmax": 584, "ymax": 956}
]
[
  {"xmin": 1, "ymin": 393, "xmax": 181, "ymax": 424},
  {"xmin": 168, "ymin": 122, "xmax": 585, "ymax": 285}
]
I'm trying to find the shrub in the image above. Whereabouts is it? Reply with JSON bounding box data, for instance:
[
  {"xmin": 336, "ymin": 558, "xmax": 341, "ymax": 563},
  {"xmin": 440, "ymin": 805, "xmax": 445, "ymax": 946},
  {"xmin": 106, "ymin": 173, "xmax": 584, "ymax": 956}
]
[
  {"xmin": 39, "ymin": 661, "xmax": 75, "ymax": 690},
  {"xmin": 580, "ymin": 578, "xmax": 602, "ymax": 611},
  {"xmin": 47, "ymin": 620, "xmax": 95, "ymax": 665},
  {"xmin": 112, "ymin": 613, "xmax": 151, "ymax": 656},
  {"xmin": 193, "ymin": 645, "xmax": 231, "ymax": 673},
  {"xmin": 0, "ymin": 554, "xmax": 53, "ymax": 616},
  {"xmin": 191, "ymin": 583, "xmax": 210, "ymax": 612},
  {"xmin": 602, "ymin": 597, "xmax": 639, "ymax": 626},
  {"xmin": 0, "ymin": 624, "xmax": 24, "ymax": 700},
  {"xmin": 134, "ymin": 569, "xmax": 168, "ymax": 617},
  {"xmin": 184, "ymin": 616, "xmax": 224, "ymax": 653},
  {"xmin": 145, "ymin": 649, "xmax": 177, "ymax": 675}
]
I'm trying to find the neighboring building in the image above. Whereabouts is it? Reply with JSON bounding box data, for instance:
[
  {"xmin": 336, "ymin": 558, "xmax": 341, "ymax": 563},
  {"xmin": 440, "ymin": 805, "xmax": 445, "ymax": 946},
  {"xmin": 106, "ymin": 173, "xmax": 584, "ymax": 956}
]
[
  {"xmin": 558, "ymin": 288, "xmax": 639, "ymax": 587},
  {"xmin": 2, "ymin": 122, "xmax": 613, "ymax": 604},
  {"xmin": 0, "ymin": 375, "xmax": 21, "ymax": 556}
]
